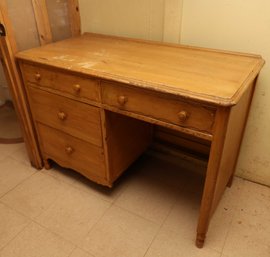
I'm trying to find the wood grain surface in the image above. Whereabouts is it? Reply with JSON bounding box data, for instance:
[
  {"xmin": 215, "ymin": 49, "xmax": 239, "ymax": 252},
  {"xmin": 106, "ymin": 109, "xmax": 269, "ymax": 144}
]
[{"xmin": 16, "ymin": 33, "xmax": 264, "ymax": 106}]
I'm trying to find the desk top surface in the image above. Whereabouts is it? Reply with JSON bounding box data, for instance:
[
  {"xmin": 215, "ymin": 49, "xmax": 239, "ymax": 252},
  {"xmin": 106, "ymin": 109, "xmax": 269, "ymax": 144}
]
[{"xmin": 17, "ymin": 33, "xmax": 264, "ymax": 106}]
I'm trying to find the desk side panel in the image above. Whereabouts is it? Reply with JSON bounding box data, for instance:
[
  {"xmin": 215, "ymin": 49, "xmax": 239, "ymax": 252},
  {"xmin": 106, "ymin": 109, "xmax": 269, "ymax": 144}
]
[
  {"xmin": 211, "ymin": 80, "xmax": 255, "ymax": 213},
  {"xmin": 102, "ymin": 110, "xmax": 153, "ymax": 184}
]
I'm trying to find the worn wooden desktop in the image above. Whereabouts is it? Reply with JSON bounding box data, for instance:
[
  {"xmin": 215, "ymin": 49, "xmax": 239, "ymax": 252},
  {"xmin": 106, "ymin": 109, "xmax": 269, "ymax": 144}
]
[{"xmin": 16, "ymin": 33, "xmax": 264, "ymax": 248}]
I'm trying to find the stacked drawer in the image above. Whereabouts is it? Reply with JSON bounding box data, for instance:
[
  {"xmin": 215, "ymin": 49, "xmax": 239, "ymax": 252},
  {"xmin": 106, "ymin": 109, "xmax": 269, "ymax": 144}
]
[{"xmin": 21, "ymin": 63, "xmax": 107, "ymax": 182}]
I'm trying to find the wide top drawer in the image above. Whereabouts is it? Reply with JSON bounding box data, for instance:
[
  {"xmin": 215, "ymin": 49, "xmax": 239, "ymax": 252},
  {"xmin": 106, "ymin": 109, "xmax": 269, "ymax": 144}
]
[
  {"xmin": 101, "ymin": 81, "xmax": 216, "ymax": 135},
  {"xmin": 20, "ymin": 63, "xmax": 100, "ymax": 103}
]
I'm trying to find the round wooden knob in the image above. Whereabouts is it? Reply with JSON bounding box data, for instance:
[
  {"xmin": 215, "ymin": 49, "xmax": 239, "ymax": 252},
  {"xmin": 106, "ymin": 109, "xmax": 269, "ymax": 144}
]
[
  {"xmin": 65, "ymin": 146, "xmax": 74, "ymax": 154},
  {"xmin": 73, "ymin": 84, "xmax": 81, "ymax": 94},
  {"xmin": 35, "ymin": 73, "xmax": 41, "ymax": 81},
  {"xmin": 117, "ymin": 95, "xmax": 127, "ymax": 105},
  {"xmin": 178, "ymin": 110, "xmax": 188, "ymax": 122},
  {"xmin": 57, "ymin": 112, "xmax": 67, "ymax": 120}
]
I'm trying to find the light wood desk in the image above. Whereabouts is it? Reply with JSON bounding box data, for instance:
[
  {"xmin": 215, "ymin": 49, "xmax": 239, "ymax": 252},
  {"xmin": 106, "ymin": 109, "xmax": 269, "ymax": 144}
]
[{"xmin": 17, "ymin": 33, "xmax": 264, "ymax": 248}]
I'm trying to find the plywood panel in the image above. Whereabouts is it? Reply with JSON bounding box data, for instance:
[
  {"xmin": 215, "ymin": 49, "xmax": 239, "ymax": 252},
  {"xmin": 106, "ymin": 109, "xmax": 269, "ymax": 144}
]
[
  {"xmin": 46, "ymin": 0, "xmax": 71, "ymax": 42},
  {"xmin": 6, "ymin": 0, "xmax": 40, "ymax": 51}
]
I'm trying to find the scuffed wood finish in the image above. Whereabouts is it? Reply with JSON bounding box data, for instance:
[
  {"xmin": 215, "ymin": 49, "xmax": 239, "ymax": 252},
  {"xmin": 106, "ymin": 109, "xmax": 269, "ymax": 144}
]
[
  {"xmin": 0, "ymin": 1, "xmax": 42, "ymax": 168},
  {"xmin": 210, "ymin": 81, "xmax": 256, "ymax": 211},
  {"xmin": 16, "ymin": 33, "xmax": 264, "ymax": 106},
  {"xmin": 67, "ymin": 0, "xmax": 81, "ymax": 37},
  {"xmin": 21, "ymin": 63, "xmax": 100, "ymax": 104},
  {"xmin": 27, "ymin": 87, "xmax": 103, "ymax": 147},
  {"xmin": 16, "ymin": 34, "xmax": 264, "ymax": 248},
  {"xmin": 103, "ymin": 111, "xmax": 152, "ymax": 181},
  {"xmin": 31, "ymin": 0, "xmax": 52, "ymax": 45},
  {"xmin": 101, "ymin": 80, "xmax": 215, "ymax": 135},
  {"xmin": 196, "ymin": 80, "xmax": 257, "ymax": 248},
  {"xmin": 37, "ymin": 123, "xmax": 107, "ymax": 185}
]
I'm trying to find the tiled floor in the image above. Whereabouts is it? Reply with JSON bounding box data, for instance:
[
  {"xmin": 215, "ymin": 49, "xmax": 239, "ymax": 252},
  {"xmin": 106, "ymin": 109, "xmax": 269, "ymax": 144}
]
[{"xmin": 0, "ymin": 143, "xmax": 270, "ymax": 257}]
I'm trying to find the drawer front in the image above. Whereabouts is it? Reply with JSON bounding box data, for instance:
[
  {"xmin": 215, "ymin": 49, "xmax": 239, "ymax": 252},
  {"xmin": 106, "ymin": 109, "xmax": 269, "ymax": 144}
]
[
  {"xmin": 28, "ymin": 87, "xmax": 103, "ymax": 147},
  {"xmin": 21, "ymin": 63, "xmax": 100, "ymax": 102},
  {"xmin": 101, "ymin": 81, "xmax": 215, "ymax": 133},
  {"xmin": 37, "ymin": 124, "xmax": 106, "ymax": 179}
]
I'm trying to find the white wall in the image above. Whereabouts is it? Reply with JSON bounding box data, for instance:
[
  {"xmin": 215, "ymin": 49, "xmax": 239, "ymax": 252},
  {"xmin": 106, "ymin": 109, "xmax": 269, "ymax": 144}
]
[
  {"xmin": 79, "ymin": 0, "xmax": 183, "ymax": 43},
  {"xmin": 181, "ymin": 0, "xmax": 270, "ymax": 186}
]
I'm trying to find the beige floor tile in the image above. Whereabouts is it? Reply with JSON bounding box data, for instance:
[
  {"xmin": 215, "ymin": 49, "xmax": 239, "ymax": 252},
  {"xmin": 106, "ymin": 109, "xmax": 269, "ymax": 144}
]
[
  {"xmin": 206, "ymin": 178, "xmax": 244, "ymax": 251},
  {"xmin": 0, "ymin": 172, "xmax": 69, "ymax": 219},
  {"xmin": 237, "ymin": 180, "xmax": 270, "ymax": 219},
  {"xmin": 0, "ymin": 157, "xmax": 35, "ymax": 197},
  {"xmin": 115, "ymin": 172, "xmax": 179, "ymax": 225},
  {"xmin": 69, "ymin": 248, "xmax": 94, "ymax": 257},
  {"xmin": 0, "ymin": 222, "xmax": 74, "ymax": 257},
  {"xmin": 162, "ymin": 189, "xmax": 201, "ymax": 240},
  {"xmin": 145, "ymin": 227, "xmax": 221, "ymax": 257},
  {"xmin": 81, "ymin": 206, "xmax": 159, "ymax": 257},
  {"xmin": 0, "ymin": 203, "xmax": 30, "ymax": 250},
  {"xmin": 0, "ymin": 143, "xmax": 23, "ymax": 161},
  {"xmin": 72, "ymin": 157, "xmax": 145, "ymax": 203},
  {"xmin": 42, "ymin": 164, "xmax": 83, "ymax": 186},
  {"xmin": 35, "ymin": 186, "xmax": 110, "ymax": 244},
  {"xmin": 222, "ymin": 210, "xmax": 270, "ymax": 257},
  {"xmin": 9, "ymin": 144, "xmax": 30, "ymax": 166},
  {"xmin": 219, "ymin": 177, "xmax": 244, "ymax": 208},
  {"xmin": 72, "ymin": 173, "xmax": 128, "ymax": 203},
  {"xmin": 162, "ymin": 177, "xmax": 244, "ymax": 251}
]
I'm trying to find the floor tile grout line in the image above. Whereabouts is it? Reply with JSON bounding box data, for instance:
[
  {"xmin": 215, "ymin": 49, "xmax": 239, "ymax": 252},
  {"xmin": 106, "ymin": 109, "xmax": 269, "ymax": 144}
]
[
  {"xmin": 78, "ymin": 202, "xmax": 114, "ymax": 256},
  {"xmin": 32, "ymin": 220, "xmax": 77, "ymax": 251},
  {"xmin": 0, "ymin": 170, "xmax": 38, "ymax": 201},
  {"xmin": 0, "ymin": 222, "xmax": 30, "ymax": 253},
  {"xmin": 0, "ymin": 208, "xmax": 31, "ymax": 253},
  {"xmin": 112, "ymin": 201, "xmax": 169, "ymax": 227},
  {"xmin": 142, "ymin": 196, "xmax": 177, "ymax": 257},
  {"xmin": 0, "ymin": 199, "xmax": 78, "ymax": 249},
  {"xmin": 40, "ymin": 167, "xmax": 128, "ymax": 205}
]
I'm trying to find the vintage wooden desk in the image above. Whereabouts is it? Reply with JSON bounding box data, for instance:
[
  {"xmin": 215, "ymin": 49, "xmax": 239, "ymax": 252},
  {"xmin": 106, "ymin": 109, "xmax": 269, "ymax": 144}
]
[{"xmin": 16, "ymin": 33, "xmax": 264, "ymax": 248}]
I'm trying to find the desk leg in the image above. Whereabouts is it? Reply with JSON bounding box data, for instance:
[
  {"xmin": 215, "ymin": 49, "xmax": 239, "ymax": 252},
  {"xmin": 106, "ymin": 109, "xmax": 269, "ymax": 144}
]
[
  {"xmin": 196, "ymin": 107, "xmax": 230, "ymax": 248},
  {"xmin": 196, "ymin": 83, "xmax": 255, "ymax": 248}
]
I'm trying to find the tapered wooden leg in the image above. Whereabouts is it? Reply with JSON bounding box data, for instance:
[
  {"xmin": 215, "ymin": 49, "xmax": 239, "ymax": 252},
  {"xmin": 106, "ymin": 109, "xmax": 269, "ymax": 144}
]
[
  {"xmin": 196, "ymin": 233, "xmax": 206, "ymax": 248},
  {"xmin": 43, "ymin": 159, "xmax": 51, "ymax": 169},
  {"xmin": 196, "ymin": 108, "xmax": 230, "ymax": 248}
]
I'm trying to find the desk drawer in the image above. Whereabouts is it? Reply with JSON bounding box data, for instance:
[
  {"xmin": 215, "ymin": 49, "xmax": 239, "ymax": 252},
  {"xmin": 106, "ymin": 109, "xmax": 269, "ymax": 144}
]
[
  {"xmin": 28, "ymin": 87, "xmax": 103, "ymax": 147},
  {"xmin": 101, "ymin": 81, "xmax": 215, "ymax": 133},
  {"xmin": 21, "ymin": 63, "xmax": 100, "ymax": 103},
  {"xmin": 37, "ymin": 124, "xmax": 106, "ymax": 179}
]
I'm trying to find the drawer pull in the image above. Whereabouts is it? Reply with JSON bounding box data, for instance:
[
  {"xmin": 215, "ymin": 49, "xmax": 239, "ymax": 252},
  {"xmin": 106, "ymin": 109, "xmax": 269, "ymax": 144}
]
[
  {"xmin": 178, "ymin": 110, "xmax": 189, "ymax": 122},
  {"xmin": 65, "ymin": 146, "xmax": 74, "ymax": 154},
  {"xmin": 73, "ymin": 84, "xmax": 81, "ymax": 94},
  {"xmin": 35, "ymin": 73, "xmax": 41, "ymax": 81},
  {"xmin": 57, "ymin": 112, "xmax": 67, "ymax": 120},
  {"xmin": 118, "ymin": 95, "xmax": 128, "ymax": 105}
]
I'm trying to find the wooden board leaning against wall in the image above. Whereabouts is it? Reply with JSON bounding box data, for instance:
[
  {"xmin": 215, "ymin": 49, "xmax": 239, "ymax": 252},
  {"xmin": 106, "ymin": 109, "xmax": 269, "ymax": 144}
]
[{"xmin": 0, "ymin": 0, "xmax": 81, "ymax": 168}]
